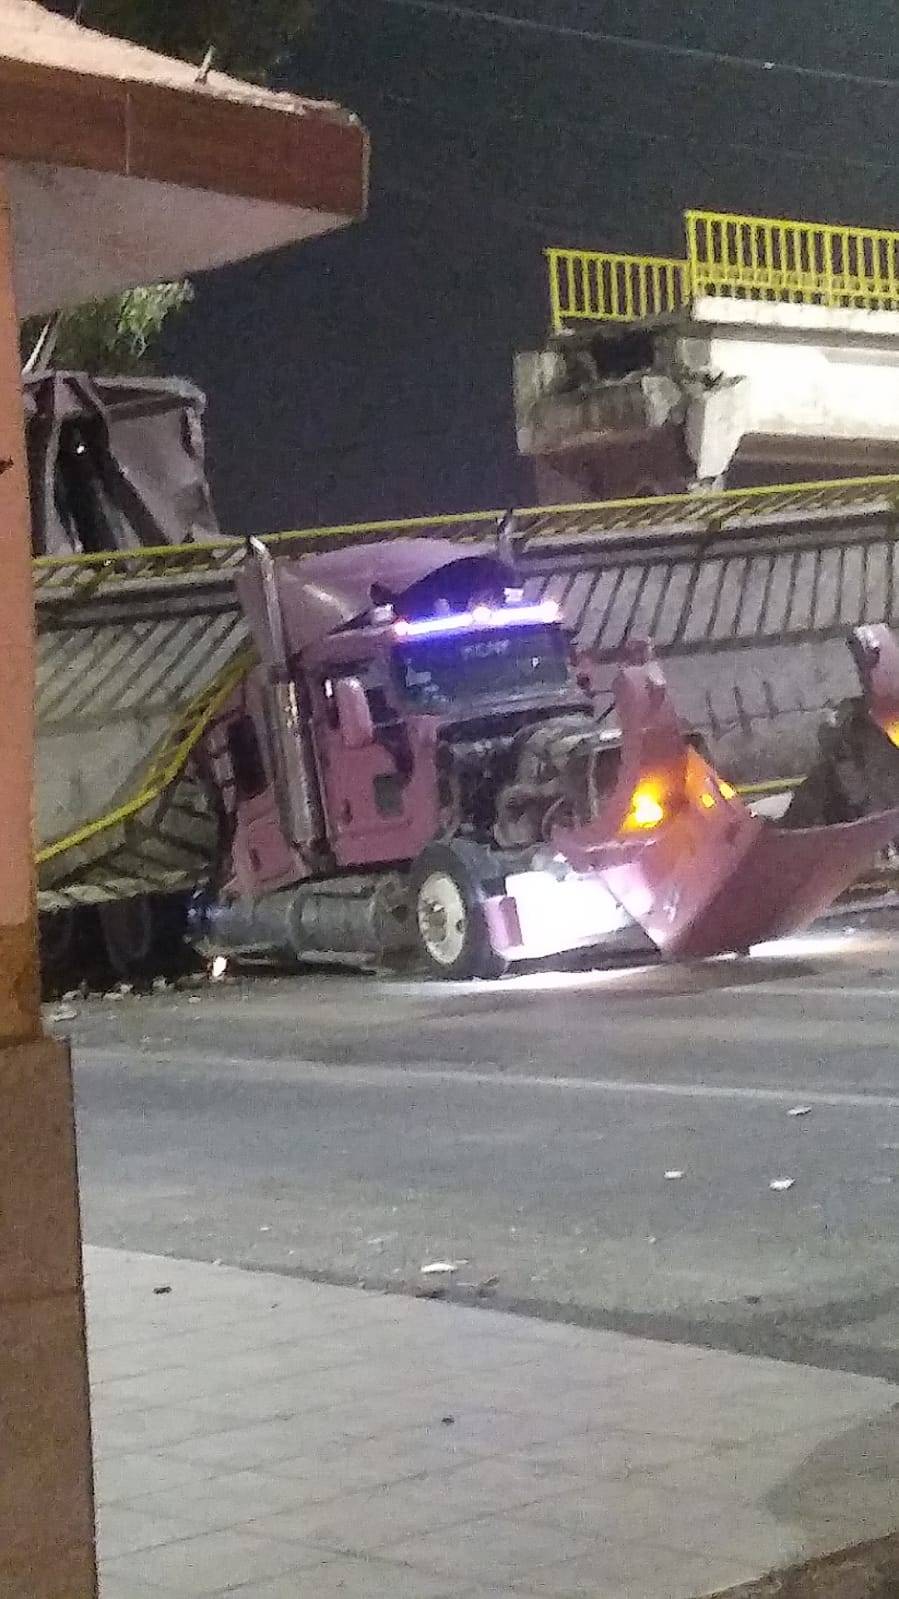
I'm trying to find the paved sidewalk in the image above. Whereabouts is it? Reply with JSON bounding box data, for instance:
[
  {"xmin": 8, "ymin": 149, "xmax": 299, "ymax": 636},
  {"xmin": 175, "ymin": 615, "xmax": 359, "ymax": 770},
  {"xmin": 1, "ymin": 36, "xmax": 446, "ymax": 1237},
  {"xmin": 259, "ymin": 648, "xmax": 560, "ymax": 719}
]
[{"xmin": 86, "ymin": 1248, "xmax": 899, "ymax": 1599}]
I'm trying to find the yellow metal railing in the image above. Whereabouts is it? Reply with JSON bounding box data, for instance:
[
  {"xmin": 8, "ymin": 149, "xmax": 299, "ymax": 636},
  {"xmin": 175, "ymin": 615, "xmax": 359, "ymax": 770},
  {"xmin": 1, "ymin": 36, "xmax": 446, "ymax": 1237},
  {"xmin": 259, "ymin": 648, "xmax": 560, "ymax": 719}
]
[
  {"xmin": 36, "ymin": 649, "xmax": 254, "ymax": 869},
  {"xmin": 548, "ymin": 210, "xmax": 899, "ymax": 330},
  {"xmin": 686, "ymin": 209, "xmax": 899, "ymax": 311},
  {"xmin": 31, "ymin": 473, "xmax": 899, "ymax": 604},
  {"xmin": 546, "ymin": 247, "xmax": 689, "ymax": 332}
]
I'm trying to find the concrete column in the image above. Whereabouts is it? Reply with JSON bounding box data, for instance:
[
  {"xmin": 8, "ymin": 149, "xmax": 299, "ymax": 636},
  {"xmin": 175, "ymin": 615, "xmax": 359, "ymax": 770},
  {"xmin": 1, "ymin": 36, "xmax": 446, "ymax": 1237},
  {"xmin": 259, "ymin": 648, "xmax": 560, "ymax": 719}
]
[
  {"xmin": 0, "ymin": 167, "xmax": 40, "ymax": 1043},
  {"xmin": 0, "ymin": 165, "xmax": 97, "ymax": 1599}
]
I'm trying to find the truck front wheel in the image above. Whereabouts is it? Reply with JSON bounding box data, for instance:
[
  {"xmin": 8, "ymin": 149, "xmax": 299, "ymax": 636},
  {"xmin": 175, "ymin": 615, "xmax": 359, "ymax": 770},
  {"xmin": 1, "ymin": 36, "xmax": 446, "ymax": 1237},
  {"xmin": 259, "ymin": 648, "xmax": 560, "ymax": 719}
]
[{"xmin": 410, "ymin": 842, "xmax": 506, "ymax": 981}]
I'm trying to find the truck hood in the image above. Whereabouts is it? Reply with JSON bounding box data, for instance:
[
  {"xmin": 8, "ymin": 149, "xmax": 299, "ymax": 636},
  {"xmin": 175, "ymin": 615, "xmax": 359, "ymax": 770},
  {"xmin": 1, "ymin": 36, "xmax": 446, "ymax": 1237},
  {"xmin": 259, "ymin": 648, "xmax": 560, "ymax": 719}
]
[{"xmin": 237, "ymin": 537, "xmax": 514, "ymax": 665}]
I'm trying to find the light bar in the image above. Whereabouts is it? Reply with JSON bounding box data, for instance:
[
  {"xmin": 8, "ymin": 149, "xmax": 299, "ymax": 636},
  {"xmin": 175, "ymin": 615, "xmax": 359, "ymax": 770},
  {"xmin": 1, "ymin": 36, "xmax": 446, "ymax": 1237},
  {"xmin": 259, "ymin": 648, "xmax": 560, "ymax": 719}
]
[{"xmin": 393, "ymin": 600, "xmax": 559, "ymax": 640}]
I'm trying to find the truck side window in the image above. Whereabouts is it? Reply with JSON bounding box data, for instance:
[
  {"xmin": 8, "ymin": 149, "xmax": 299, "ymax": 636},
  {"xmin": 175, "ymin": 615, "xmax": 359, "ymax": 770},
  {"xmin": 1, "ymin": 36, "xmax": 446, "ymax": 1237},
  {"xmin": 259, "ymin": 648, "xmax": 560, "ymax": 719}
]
[
  {"xmin": 365, "ymin": 686, "xmax": 394, "ymax": 726},
  {"xmin": 226, "ymin": 716, "xmax": 267, "ymax": 800}
]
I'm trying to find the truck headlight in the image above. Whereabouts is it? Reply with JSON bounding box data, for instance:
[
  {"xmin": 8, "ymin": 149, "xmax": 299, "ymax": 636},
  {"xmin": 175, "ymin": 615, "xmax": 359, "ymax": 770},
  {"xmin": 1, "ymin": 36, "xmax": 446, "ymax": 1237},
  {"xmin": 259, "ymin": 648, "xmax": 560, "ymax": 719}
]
[{"xmin": 623, "ymin": 785, "xmax": 666, "ymax": 830}]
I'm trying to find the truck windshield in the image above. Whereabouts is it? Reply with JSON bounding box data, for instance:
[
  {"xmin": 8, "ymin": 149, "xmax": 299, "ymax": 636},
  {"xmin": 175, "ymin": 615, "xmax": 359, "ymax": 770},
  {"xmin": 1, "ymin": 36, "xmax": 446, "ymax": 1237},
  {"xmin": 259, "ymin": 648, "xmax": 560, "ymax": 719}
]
[{"xmin": 392, "ymin": 624, "xmax": 570, "ymax": 708}]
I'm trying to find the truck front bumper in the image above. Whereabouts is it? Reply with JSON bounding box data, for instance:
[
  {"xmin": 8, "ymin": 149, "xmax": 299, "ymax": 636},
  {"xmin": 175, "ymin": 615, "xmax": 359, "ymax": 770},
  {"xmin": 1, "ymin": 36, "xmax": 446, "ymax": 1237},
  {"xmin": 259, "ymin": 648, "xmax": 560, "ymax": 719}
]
[{"xmin": 483, "ymin": 866, "xmax": 633, "ymax": 963}]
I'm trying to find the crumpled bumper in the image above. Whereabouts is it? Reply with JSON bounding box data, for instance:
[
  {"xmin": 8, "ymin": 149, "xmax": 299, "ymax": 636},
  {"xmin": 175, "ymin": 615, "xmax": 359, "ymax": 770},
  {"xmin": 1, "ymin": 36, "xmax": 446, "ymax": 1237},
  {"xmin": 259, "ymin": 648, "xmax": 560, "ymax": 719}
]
[{"xmin": 543, "ymin": 638, "xmax": 899, "ymax": 962}]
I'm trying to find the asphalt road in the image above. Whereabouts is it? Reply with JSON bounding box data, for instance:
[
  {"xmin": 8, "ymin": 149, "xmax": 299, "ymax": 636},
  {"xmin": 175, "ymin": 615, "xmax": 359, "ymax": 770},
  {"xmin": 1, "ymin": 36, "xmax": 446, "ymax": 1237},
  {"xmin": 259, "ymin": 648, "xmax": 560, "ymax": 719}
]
[{"xmin": 59, "ymin": 915, "xmax": 899, "ymax": 1381}]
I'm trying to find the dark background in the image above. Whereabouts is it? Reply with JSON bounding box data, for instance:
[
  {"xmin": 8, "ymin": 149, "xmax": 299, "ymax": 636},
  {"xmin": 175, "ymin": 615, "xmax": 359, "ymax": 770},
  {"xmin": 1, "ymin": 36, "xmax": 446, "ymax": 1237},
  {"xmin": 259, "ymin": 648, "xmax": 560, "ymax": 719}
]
[{"xmin": 163, "ymin": 0, "xmax": 899, "ymax": 533}]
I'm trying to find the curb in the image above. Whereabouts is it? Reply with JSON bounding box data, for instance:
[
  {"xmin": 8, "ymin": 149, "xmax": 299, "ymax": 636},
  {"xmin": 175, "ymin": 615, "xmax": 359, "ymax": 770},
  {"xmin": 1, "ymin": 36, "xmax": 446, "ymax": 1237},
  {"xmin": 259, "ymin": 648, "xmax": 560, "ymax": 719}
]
[{"xmin": 708, "ymin": 1532, "xmax": 899, "ymax": 1599}]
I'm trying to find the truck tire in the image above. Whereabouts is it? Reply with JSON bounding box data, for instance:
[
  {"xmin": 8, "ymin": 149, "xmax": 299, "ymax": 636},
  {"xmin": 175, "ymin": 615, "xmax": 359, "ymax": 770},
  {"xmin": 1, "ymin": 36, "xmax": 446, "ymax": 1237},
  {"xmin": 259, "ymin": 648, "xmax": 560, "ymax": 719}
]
[
  {"xmin": 410, "ymin": 841, "xmax": 507, "ymax": 980},
  {"xmin": 99, "ymin": 894, "xmax": 190, "ymax": 982},
  {"xmin": 39, "ymin": 909, "xmax": 78, "ymax": 984},
  {"xmin": 39, "ymin": 907, "xmax": 108, "ymax": 993}
]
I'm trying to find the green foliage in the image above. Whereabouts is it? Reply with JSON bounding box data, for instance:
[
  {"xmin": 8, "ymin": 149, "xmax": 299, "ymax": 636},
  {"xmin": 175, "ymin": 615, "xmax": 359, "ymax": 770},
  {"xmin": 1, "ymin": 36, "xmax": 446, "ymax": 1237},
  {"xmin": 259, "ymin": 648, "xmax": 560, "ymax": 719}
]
[
  {"xmin": 22, "ymin": 282, "xmax": 194, "ymax": 375},
  {"xmin": 78, "ymin": 0, "xmax": 314, "ymax": 79}
]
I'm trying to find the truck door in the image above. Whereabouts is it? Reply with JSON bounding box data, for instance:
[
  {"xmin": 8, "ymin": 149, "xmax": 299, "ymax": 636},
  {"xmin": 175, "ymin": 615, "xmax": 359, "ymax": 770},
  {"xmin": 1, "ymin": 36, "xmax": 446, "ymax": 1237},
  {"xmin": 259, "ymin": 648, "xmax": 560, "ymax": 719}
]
[
  {"xmin": 225, "ymin": 703, "xmax": 298, "ymax": 893},
  {"xmin": 314, "ymin": 666, "xmax": 424, "ymax": 865}
]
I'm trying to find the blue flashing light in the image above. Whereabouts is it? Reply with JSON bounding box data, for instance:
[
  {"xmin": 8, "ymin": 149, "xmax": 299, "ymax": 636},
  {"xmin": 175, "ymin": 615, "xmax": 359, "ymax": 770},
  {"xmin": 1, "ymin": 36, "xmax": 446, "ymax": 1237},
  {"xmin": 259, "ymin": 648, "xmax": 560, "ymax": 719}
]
[{"xmin": 393, "ymin": 600, "xmax": 559, "ymax": 640}]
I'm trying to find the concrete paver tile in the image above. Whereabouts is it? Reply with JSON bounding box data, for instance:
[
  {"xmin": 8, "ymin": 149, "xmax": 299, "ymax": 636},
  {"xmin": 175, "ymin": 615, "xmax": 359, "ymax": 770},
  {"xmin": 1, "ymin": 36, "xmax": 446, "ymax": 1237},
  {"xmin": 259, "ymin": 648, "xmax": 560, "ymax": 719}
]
[
  {"xmin": 263, "ymin": 1425, "xmax": 478, "ymax": 1494},
  {"xmin": 360, "ymin": 1335, "xmax": 565, "ymax": 1377},
  {"xmin": 93, "ymin": 1451, "xmax": 221, "ymax": 1507},
  {"xmin": 88, "ymin": 1327, "xmax": 273, "ymax": 1372},
  {"xmin": 243, "ymin": 1454, "xmax": 583, "ymax": 1555},
  {"xmin": 436, "ymin": 1377, "xmax": 629, "ymax": 1429},
  {"xmin": 455, "ymin": 1590, "xmax": 531, "ymax": 1599},
  {"xmin": 93, "ymin": 1404, "xmax": 241, "ymax": 1456},
  {"xmin": 89, "ymin": 1343, "xmax": 200, "ymax": 1384},
  {"xmin": 524, "ymin": 1480, "xmax": 809, "ymax": 1567},
  {"xmin": 181, "ymin": 1369, "xmax": 424, "ymax": 1427},
  {"xmin": 98, "ymin": 1579, "xmax": 178, "ymax": 1599},
  {"xmin": 161, "ymin": 1420, "xmax": 333, "ymax": 1473},
  {"xmin": 181, "ymin": 1391, "xmax": 503, "ymax": 1452},
  {"xmin": 425, "ymin": 1405, "xmax": 593, "ymax": 1456},
  {"xmin": 377, "ymin": 1513, "xmax": 600, "ymax": 1587},
  {"xmin": 97, "ymin": 1504, "xmax": 211, "ymax": 1560},
  {"xmin": 651, "ymin": 1442, "xmax": 819, "ymax": 1500},
  {"xmin": 101, "ymin": 1529, "xmax": 326, "ymax": 1596},
  {"xmin": 95, "ymin": 1345, "xmax": 389, "ymax": 1413},
  {"xmin": 223, "ymin": 1554, "xmax": 462, "ymax": 1596},
  {"xmin": 509, "ymin": 1544, "xmax": 765, "ymax": 1598},
  {"xmin": 595, "ymin": 1392, "xmax": 881, "ymax": 1449},
  {"xmin": 505, "ymin": 1429, "xmax": 707, "ymax": 1480},
  {"xmin": 120, "ymin": 1470, "xmax": 352, "ymax": 1533},
  {"xmin": 89, "ymin": 1304, "xmax": 268, "ymax": 1338}
]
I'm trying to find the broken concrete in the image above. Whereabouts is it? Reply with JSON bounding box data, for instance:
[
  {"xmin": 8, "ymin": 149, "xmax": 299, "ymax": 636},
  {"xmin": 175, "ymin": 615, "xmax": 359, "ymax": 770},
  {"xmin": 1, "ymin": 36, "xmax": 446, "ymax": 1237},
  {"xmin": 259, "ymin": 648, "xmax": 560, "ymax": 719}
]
[{"xmin": 515, "ymin": 299, "xmax": 899, "ymax": 503}]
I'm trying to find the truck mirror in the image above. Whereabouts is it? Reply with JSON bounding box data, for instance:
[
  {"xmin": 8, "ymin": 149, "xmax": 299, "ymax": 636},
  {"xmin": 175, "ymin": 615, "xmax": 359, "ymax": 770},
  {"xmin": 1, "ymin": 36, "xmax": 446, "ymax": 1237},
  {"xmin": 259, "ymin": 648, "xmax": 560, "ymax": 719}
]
[{"xmin": 334, "ymin": 677, "xmax": 375, "ymax": 749}]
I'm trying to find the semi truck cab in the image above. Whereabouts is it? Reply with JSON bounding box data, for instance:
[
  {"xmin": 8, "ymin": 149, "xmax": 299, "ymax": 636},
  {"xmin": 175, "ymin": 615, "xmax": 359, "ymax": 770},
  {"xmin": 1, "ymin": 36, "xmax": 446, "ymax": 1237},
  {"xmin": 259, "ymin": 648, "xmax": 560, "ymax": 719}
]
[{"xmin": 189, "ymin": 537, "xmax": 899, "ymax": 979}]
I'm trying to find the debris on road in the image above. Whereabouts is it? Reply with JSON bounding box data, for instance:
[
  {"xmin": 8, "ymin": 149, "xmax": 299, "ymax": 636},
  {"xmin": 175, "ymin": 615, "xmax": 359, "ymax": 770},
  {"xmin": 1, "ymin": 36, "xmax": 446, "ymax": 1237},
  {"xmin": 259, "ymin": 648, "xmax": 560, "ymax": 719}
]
[
  {"xmin": 788, "ymin": 1106, "xmax": 813, "ymax": 1117},
  {"xmin": 664, "ymin": 1170, "xmax": 685, "ymax": 1181},
  {"xmin": 769, "ymin": 1178, "xmax": 795, "ymax": 1191},
  {"xmin": 104, "ymin": 982, "xmax": 134, "ymax": 1001},
  {"xmin": 420, "ymin": 1259, "xmax": 469, "ymax": 1275},
  {"xmin": 459, "ymin": 1273, "xmax": 500, "ymax": 1295},
  {"xmin": 49, "ymin": 1004, "xmax": 78, "ymax": 1023},
  {"xmin": 152, "ymin": 976, "xmax": 170, "ymax": 993}
]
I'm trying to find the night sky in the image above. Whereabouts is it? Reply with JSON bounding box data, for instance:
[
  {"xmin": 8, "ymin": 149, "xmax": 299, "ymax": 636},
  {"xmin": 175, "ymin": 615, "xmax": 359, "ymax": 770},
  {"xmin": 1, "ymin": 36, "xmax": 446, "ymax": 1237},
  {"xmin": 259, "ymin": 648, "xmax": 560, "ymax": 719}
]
[{"xmin": 164, "ymin": 0, "xmax": 899, "ymax": 533}]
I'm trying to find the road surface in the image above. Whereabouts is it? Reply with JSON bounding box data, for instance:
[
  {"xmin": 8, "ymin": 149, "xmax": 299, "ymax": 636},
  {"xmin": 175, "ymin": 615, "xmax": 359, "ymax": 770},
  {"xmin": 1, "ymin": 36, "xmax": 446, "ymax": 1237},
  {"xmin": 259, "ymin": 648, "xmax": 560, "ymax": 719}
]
[{"xmin": 59, "ymin": 915, "xmax": 899, "ymax": 1380}]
